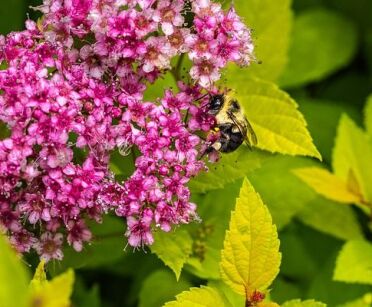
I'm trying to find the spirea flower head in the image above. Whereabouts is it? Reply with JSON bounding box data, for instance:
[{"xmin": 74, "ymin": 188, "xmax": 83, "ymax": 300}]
[{"xmin": 0, "ymin": 0, "xmax": 254, "ymax": 259}]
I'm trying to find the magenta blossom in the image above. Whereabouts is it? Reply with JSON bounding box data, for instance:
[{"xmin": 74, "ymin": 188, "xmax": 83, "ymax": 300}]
[{"xmin": 0, "ymin": 0, "xmax": 254, "ymax": 257}]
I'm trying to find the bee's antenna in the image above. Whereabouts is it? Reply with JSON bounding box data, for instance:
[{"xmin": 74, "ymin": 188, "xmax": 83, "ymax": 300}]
[
  {"xmin": 195, "ymin": 93, "xmax": 212, "ymax": 109},
  {"xmin": 194, "ymin": 93, "xmax": 209, "ymax": 102}
]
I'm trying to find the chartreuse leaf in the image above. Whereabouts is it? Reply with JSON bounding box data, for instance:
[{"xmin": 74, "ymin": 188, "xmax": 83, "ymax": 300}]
[
  {"xmin": 29, "ymin": 260, "xmax": 47, "ymax": 289},
  {"xmin": 258, "ymin": 303, "xmax": 280, "ymax": 307},
  {"xmin": 293, "ymin": 167, "xmax": 362, "ymax": 204},
  {"xmin": 230, "ymin": 78, "xmax": 320, "ymax": 159},
  {"xmin": 334, "ymin": 240, "xmax": 372, "ymax": 285},
  {"xmin": 139, "ymin": 270, "xmax": 191, "ymax": 307},
  {"xmin": 30, "ymin": 261, "xmax": 75, "ymax": 307},
  {"xmin": 151, "ymin": 228, "xmax": 193, "ymax": 280},
  {"xmin": 339, "ymin": 293, "xmax": 372, "ymax": 307},
  {"xmin": 364, "ymin": 94, "xmax": 372, "ymax": 136},
  {"xmin": 0, "ymin": 234, "xmax": 29, "ymax": 307},
  {"xmin": 220, "ymin": 178, "xmax": 281, "ymax": 298},
  {"xmin": 188, "ymin": 148, "xmax": 267, "ymax": 193},
  {"xmin": 281, "ymin": 299, "xmax": 326, "ymax": 307},
  {"xmin": 163, "ymin": 286, "xmax": 232, "ymax": 307},
  {"xmin": 229, "ymin": 0, "xmax": 292, "ymax": 82},
  {"xmin": 333, "ymin": 115, "xmax": 372, "ymax": 203},
  {"xmin": 297, "ymin": 196, "xmax": 363, "ymax": 241},
  {"xmin": 208, "ymin": 280, "xmax": 245, "ymax": 307},
  {"xmin": 210, "ymin": 280, "xmax": 279, "ymax": 307},
  {"xmin": 279, "ymin": 9, "xmax": 357, "ymax": 88}
]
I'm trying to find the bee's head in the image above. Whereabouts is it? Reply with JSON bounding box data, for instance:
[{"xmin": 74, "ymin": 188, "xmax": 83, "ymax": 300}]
[{"xmin": 208, "ymin": 94, "xmax": 224, "ymax": 115}]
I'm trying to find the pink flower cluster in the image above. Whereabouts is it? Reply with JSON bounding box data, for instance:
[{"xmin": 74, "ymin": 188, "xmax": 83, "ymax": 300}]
[{"xmin": 0, "ymin": 0, "xmax": 253, "ymax": 260}]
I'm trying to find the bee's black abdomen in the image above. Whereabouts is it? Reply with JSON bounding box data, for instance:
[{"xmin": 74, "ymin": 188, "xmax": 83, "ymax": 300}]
[
  {"xmin": 220, "ymin": 134, "xmax": 244, "ymax": 152},
  {"xmin": 218, "ymin": 124, "xmax": 244, "ymax": 153}
]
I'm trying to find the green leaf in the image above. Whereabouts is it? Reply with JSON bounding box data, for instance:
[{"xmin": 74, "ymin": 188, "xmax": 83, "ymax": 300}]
[
  {"xmin": 151, "ymin": 228, "xmax": 193, "ymax": 280},
  {"xmin": 364, "ymin": 94, "xmax": 372, "ymax": 136},
  {"xmin": 188, "ymin": 148, "xmax": 267, "ymax": 193},
  {"xmin": 365, "ymin": 30, "xmax": 372, "ymax": 79},
  {"xmin": 138, "ymin": 270, "xmax": 191, "ymax": 307},
  {"xmin": 292, "ymin": 0, "xmax": 324, "ymax": 12},
  {"xmin": 249, "ymin": 156, "xmax": 318, "ymax": 230},
  {"xmin": 110, "ymin": 149, "xmax": 136, "ymax": 179},
  {"xmin": 281, "ymin": 299, "xmax": 326, "ymax": 307},
  {"xmin": 0, "ymin": 0, "xmax": 25, "ymax": 34},
  {"xmin": 270, "ymin": 277, "xmax": 302, "ymax": 304},
  {"xmin": 230, "ymin": 78, "xmax": 321, "ymax": 159},
  {"xmin": 76, "ymin": 285, "xmax": 100, "ymax": 307},
  {"xmin": 297, "ymin": 196, "xmax": 364, "ymax": 241},
  {"xmin": 73, "ymin": 277, "xmax": 100, "ymax": 307},
  {"xmin": 0, "ymin": 234, "xmax": 29, "ymax": 307},
  {"xmin": 143, "ymin": 71, "xmax": 177, "ymax": 101},
  {"xmin": 279, "ymin": 227, "xmax": 319, "ymax": 282},
  {"xmin": 293, "ymin": 167, "xmax": 362, "ymax": 204},
  {"xmin": 186, "ymin": 181, "xmax": 242, "ymax": 279},
  {"xmin": 334, "ymin": 240, "xmax": 372, "ymax": 285},
  {"xmin": 279, "ymin": 9, "xmax": 358, "ymax": 88},
  {"xmin": 298, "ymin": 98, "xmax": 362, "ymax": 163},
  {"xmin": 104, "ymin": 252, "xmax": 164, "ymax": 306},
  {"xmin": 230, "ymin": 0, "xmax": 292, "ymax": 81},
  {"xmin": 163, "ymin": 286, "xmax": 231, "ymax": 307},
  {"xmin": 220, "ymin": 178, "xmax": 281, "ymax": 297},
  {"xmin": 313, "ymin": 72, "xmax": 371, "ymax": 107},
  {"xmin": 308, "ymin": 250, "xmax": 371, "ymax": 306},
  {"xmin": 332, "ymin": 115, "xmax": 372, "ymax": 203},
  {"xmin": 0, "ymin": 122, "xmax": 11, "ymax": 140},
  {"xmin": 339, "ymin": 293, "xmax": 372, "ymax": 307},
  {"xmin": 53, "ymin": 215, "xmax": 126, "ymax": 273},
  {"xmin": 327, "ymin": 0, "xmax": 372, "ymax": 30}
]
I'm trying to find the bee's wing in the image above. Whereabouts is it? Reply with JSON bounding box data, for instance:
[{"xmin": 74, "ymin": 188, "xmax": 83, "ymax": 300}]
[
  {"xmin": 244, "ymin": 117, "xmax": 258, "ymax": 146},
  {"xmin": 227, "ymin": 111, "xmax": 258, "ymax": 148}
]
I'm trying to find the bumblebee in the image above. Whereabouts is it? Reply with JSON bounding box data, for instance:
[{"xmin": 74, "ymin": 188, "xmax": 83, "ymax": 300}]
[{"xmin": 206, "ymin": 94, "xmax": 257, "ymax": 153}]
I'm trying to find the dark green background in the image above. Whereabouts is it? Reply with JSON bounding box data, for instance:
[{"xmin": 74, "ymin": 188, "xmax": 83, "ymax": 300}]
[{"xmin": 1, "ymin": 0, "xmax": 371, "ymax": 306}]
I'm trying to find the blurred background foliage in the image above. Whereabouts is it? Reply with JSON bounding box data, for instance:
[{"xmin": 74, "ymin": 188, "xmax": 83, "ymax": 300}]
[{"xmin": 1, "ymin": 0, "xmax": 372, "ymax": 306}]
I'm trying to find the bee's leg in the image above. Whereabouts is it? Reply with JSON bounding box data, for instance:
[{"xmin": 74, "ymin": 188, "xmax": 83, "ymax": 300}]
[
  {"xmin": 201, "ymin": 141, "xmax": 221, "ymax": 156},
  {"xmin": 217, "ymin": 130, "xmax": 231, "ymax": 153},
  {"xmin": 211, "ymin": 141, "xmax": 222, "ymax": 151},
  {"xmin": 199, "ymin": 138, "xmax": 222, "ymax": 160}
]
